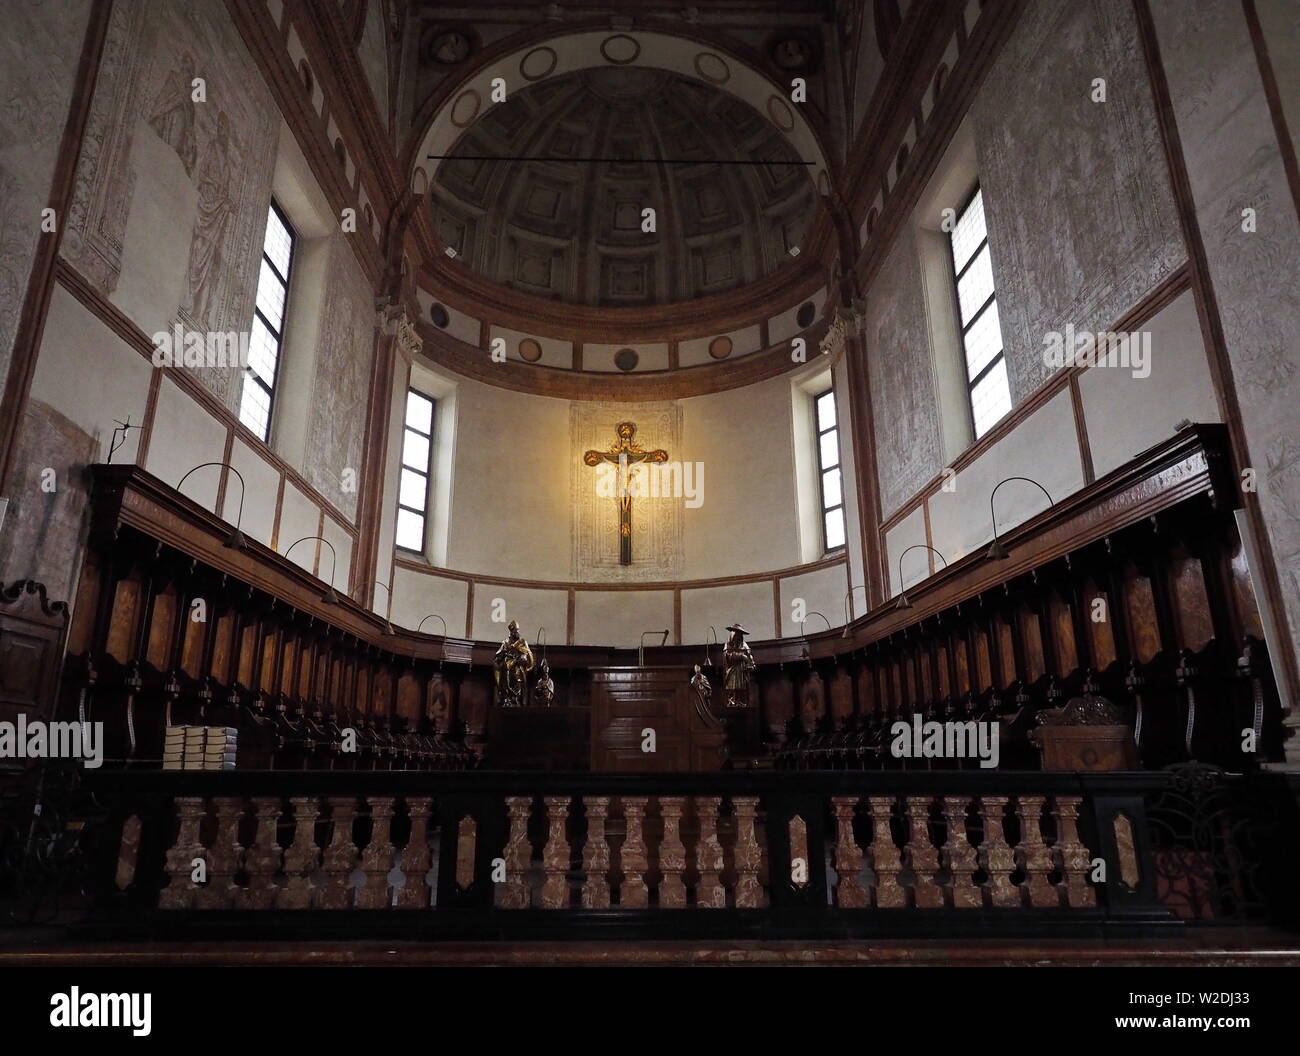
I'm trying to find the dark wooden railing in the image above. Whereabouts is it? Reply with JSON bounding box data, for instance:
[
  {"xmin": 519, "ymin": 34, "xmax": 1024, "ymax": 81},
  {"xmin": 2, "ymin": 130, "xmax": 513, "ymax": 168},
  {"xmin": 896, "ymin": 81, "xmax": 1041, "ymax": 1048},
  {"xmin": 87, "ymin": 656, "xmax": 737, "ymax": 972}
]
[{"xmin": 0, "ymin": 765, "xmax": 1292, "ymax": 939}]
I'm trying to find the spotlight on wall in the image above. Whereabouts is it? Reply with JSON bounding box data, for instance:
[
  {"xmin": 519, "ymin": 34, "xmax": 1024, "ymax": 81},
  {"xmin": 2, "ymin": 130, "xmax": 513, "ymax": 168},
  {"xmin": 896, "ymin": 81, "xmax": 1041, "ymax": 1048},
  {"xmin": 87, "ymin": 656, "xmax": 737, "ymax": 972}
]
[
  {"xmin": 175, "ymin": 461, "xmax": 248, "ymax": 550},
  {"xmin": 841, "ymin": 584, "xmax": 869, "ymax": 637},
  {"xmin": 986, "ymin": 476, "xmax": 1056, "ymax": 561},
  {"xmin": 895, "ymin": 544, "xmax": 949, "ymax": 610},
  {"xmin": 281, "ymin": 535, "xmax": 340, "ymax": 604}
]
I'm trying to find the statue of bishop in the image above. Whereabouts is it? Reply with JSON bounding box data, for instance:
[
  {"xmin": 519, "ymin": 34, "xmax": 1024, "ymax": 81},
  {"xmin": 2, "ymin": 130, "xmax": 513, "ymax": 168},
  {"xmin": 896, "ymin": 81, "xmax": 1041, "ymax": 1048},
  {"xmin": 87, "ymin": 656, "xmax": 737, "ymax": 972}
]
[
  {"xmin": 493, "ymin": 620, "xmax": 534, "ymax": 707},
  {"xmin": 723, "ymin": 623, "xmax": 756, "ymax": 708}
]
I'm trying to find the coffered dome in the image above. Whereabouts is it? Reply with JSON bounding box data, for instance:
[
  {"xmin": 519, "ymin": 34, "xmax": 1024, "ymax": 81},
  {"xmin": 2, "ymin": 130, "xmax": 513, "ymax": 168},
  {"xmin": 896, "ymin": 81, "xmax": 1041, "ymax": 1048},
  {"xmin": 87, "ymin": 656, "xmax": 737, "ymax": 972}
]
[{"xmin": 429, "ymin": 66, "xmax": 819, "ymax": 308}]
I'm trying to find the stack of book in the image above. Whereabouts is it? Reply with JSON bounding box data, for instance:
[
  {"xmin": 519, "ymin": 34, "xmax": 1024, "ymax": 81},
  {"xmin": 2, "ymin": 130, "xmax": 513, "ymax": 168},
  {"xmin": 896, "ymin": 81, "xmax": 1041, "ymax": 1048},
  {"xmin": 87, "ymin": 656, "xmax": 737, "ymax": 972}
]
[{"xmin": 162, "ymin": 725, "xmax": 238, "ymax": 771}]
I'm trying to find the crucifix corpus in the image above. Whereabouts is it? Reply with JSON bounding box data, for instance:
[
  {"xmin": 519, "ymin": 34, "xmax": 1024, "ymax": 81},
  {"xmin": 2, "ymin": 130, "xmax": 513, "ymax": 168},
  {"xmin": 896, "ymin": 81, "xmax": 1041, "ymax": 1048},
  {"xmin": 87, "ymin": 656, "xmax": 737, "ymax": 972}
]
[{"xmin": 583, "ymin": 421, "xmax": 668, "ymax": 565}]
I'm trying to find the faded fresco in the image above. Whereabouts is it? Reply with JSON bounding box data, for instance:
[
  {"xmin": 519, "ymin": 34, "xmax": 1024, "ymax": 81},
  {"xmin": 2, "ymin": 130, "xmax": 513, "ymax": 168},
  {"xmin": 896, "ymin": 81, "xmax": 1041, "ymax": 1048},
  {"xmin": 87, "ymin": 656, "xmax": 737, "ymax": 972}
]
[
  {"xmin": 0, "ymin": 1, "xmax": 90, "ymax": 395},
  {"xmin": 866, "ymin": 226, "xmax": 943, "ymax": 518},
  {"xmin": 303, "ymin": 235, "xmax": 373, "ymax": 522},
  {"xmin": 61, "ymin": 0, "xmax": 278, "ymax": 409},
  {"xmin": 972, "ymin": 0, "xmax": 1185, "ymax": 403}
]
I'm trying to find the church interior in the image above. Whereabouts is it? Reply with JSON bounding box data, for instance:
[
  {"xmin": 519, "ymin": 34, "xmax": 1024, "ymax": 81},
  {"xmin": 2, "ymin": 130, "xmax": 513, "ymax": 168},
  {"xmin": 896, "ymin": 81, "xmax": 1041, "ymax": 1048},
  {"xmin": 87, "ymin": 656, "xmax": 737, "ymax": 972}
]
[{"xmin": 1, "ymin": 0, "xmax": 1300, "ymax": 978}]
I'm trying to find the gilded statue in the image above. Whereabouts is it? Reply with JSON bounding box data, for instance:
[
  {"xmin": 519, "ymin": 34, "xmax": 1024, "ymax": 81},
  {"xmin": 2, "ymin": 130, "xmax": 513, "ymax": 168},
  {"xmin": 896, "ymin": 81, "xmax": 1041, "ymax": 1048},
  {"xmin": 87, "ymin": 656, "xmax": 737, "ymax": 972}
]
[
  {"xmin": 534, "ymin": 658, "xmax": 555, "ymax": 706},
  {"xmin": 723, "ymin": 623, "xmax": 756, "ymax": 708},
  {"xmin": 493, "ymin": 620, "xmax": 534, "ymax": 707}
]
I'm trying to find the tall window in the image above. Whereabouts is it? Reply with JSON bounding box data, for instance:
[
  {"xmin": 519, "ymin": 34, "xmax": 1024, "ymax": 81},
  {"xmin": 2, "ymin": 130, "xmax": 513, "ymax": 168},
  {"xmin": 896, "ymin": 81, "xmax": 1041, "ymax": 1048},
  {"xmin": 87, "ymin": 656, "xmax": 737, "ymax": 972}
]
[
  {"xmin": 239, "ymin": 202, "xmax": 295, "ymax": 442},
  {"xmin": 814, "ymin": 388, "xmax": 845, "ymax": 552},
  {"xmin": 396, "ymin": 389, "xmax": 434, "ymax": 553},
  {"xmin": 949, "ymin": 186, "xmax": 1011, "ymax": 439}
]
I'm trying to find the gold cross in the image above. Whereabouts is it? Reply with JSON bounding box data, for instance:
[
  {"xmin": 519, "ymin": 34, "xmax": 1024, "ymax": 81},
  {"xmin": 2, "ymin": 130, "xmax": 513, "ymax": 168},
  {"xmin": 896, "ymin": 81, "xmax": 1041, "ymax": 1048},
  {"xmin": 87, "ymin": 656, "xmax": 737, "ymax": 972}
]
[{"xmin": 583, "ymin": 421, "xmax": 668, "ymax": 566}]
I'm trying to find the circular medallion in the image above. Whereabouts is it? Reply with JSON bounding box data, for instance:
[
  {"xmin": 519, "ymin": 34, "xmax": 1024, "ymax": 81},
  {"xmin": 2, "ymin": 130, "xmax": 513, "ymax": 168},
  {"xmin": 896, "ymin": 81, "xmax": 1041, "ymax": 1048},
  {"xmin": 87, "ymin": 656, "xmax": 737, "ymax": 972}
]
[
  {"xmin": 693, "ymin": 52, "xmax": 730, "ymax": 84},
  {"xmin": 767, "ymin": 95, "xmax": 796, "ymax": 132},
  {"xmin": 518, "ymin": 338, "xmax": 543, "ymax": 362},
  {"xmin": 600, "ymin": 34, "xmax": 641, "ymax": 65},
  {"xmin": 614, "ymin": 347, "xmax": 640, "ymax": 372},
  {"xmin": 796, "ymin": 302, "xmax": 816, "ymax": 328},
  {"xmin": 708, "ymin": 336, "xmax": 733, "ymax": 360},
  {"xmin": 450, "ymin": 89, "xmax": 481, "ymax": 128},
  {"xmin": 428, "ymin": 30, "xmax": 472, "ymax": 66},
  {"xmin": 520, "ymin": 45, "xmax": 558, "ymax": 82},
  {"xmin": 430, "ymin": 303, "xmax": 450, "ymax": 328}
]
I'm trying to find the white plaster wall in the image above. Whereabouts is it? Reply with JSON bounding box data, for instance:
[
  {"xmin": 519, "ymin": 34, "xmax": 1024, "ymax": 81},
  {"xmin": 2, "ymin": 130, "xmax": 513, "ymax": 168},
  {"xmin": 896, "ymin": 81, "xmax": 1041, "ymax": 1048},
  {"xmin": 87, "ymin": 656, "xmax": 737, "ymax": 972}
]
[
  {"xmin": 681, "ymin": 580, "xmax": 775, "ymax": 643},
  {"xmin": 146, "ymin": 376, "xmax": 229, "ymax": 512},
  {"xmin": 276, "ymin": 480, "xmax": 321, "ymax": 572},
  {"xmin": 574, "ymin": 590, "xmax": 674, "ymax": 648},
  {"xmin": 471, "ymin": 585, "xmax": 567, "ymax": 643},
  {"xmin": 1079, "ymin": 290, "xmax": 1221, "ymax": 478},
  {"xmin": 779, "ymin": 562, "xmax": 850, "ymax": 637},
  {"xmin": 28, "ymin": 287, "xmax": 153, "ymax": 465},
  {"xmin": 927, "ymin": 389, "xmax": 1084, "ymax": 563},
  {"xmin": 223, "ymin": 437, "xmax": 279, "ymax": 547},
  {"xmin": 391, "ymin": 565, "xmax": 468, "ymax": 636},
  {"xmin": 884, "ymin": 504, "xmax": 929, "ymax": 599}
]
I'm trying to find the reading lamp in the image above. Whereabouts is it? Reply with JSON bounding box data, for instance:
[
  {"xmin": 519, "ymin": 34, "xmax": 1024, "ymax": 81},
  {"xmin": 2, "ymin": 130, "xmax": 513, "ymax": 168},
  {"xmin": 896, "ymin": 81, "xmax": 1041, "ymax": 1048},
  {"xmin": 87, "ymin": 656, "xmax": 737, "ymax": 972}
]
[
  {"xmin": 986, "ymin": 477, "xmax": 1055, "ymax": 560},
  {"xmin": 360, "ymin": 579, "xmax": 395, "ymax": 635},
  {"xmin": 895, "ymin": 544, "xmax": 949, "ymax": 610},
  {"xmin": 841, "ymin": 584, "xmax": 869, "ymax": 637},
  {"xmin": 175, "ymin": 461, "xmax": 248, "ymax": 550},
  {"xmin": 281, "ymin": 535, "xmax": 339, "ymax": 604}
]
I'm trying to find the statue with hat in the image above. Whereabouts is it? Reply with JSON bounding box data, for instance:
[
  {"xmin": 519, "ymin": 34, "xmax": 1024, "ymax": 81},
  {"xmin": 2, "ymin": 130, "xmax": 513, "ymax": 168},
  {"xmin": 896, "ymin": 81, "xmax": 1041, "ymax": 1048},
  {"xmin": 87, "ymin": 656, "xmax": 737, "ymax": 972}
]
[
  {"xmin": 493, "ymin": 619, "xmax": 534, "ymax": 707},
  {"xmin": 723, "ymin": 623, "xmax": 756, "ymax": 708}
]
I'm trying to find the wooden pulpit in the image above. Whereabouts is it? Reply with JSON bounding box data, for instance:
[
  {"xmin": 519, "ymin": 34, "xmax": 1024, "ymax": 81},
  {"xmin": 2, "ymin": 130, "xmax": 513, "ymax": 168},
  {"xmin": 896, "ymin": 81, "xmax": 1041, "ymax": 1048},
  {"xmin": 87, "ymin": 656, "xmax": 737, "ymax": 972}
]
[{"xmin": 590, "ymin": 666, "xmax": 725, "ymax": 771}]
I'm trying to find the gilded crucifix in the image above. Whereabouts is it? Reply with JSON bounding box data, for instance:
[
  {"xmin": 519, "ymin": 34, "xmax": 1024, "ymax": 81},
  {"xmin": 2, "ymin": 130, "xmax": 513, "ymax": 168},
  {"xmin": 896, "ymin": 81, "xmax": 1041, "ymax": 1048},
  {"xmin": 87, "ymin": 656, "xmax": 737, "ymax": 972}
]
[{"xmin": 583, "ymin": 421, "xmax": 668, "ymax": 565}]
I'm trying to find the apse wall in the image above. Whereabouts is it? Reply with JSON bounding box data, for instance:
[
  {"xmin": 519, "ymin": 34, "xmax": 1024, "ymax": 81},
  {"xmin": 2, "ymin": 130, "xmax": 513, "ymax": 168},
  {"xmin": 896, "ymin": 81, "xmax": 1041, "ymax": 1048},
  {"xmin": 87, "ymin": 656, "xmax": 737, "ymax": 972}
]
[{"xmin": 381, "ymin": 362, "xmax": 862, "ymax": 648}]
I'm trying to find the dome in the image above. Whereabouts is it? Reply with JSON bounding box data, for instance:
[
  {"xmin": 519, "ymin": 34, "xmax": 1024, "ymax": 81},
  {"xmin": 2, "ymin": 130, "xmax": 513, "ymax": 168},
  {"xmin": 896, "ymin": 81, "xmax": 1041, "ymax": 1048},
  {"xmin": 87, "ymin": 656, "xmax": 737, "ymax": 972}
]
[{"xmin": 429, "ymin": 66, "xmax": 819, "ymax": 308}]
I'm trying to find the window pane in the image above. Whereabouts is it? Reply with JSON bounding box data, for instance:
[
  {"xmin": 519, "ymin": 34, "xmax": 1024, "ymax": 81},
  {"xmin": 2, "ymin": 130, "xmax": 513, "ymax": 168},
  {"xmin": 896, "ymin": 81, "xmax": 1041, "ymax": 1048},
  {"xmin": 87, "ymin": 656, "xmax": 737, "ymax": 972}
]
[
  {"xmin": 824, "ymin": 506, "xmax": 845, "ymax": 550},
  {"xmin": 247, "ymin": 316, "xmax": 279, "ymax": 385},
  {"xmin": 264, "ymin": 208, "xmax": 293, "ymax": 277},
  {"xmin": 818, "ymin": 428, "xmax": 840, "ymax": 471},
  {"xmin": 970, "ymin": 357, "xmax": 1012, "ymax": 438},
  {"xmin": 405, "ymin": 391, "xmax": 433, "ymax": 434},
  {"xmin": 402, "ymin": 429, "xmax": 430, "ymax": 470},
  {"xmin": 957, "ymin": 244, "xmax": 995, "ymax": 325},
  {"xmin": 963, "ymin": 299, "xmax": 1004, "ymax": 381},
  {"xmin": 950, "ymin": 188, "xmax": 986, "ymax": 274},
  {"xmin": 255, "ymin": 259, "xmax": 286, "ymax": 332},
  {"xmin": 239, "ymin": 375, "xmax": 271, "ymax": 440},
  {"xmin": 399, "ymin": 467, "xmax": 427, "ymax": 511},
  {"xmin": 815, "ymin": 390, "xmax": 836, "ymax": 431},
  {"xmin": 395, "ymin": 508, "xmax": 425, "ymax": 551},
  {"xmin": 821, "ymin": 467, "xmax": 842, "ymax": 508}
]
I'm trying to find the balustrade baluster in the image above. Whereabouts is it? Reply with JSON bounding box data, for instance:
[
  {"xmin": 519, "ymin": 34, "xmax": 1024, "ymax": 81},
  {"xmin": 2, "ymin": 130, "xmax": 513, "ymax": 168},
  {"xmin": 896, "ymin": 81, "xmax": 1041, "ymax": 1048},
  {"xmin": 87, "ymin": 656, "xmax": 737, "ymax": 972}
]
[
  {"xmin": 541, "ymin": 796, "xmax": 572, "ymax": 909},
  {"xmin": 499, "ymin": 796, "xmax": 532, "ymax": 909},
  {"xmin": 1014, "ymin": 795, "xmax": 1058, "ymax": 907},
  {"xmin": 159, "ymin": 797, "xmax": 206, "ymax": 909},
  {"xmin": 657, "ymin": 797, "xmax": 687, "ymax": 908},
  {"xmin": 318, "ymin": 796, "xmax": 358, "ymax": 909},
  {"xmin": 977, "ymin": 795, "xmax": 1020, "ymax": 907},
  {"xmin": 1051, "ymin": 796, "xmax": 1096, "ymax": 908},
  {"xmin": 239, "ymin": 797, "xmax": 282, "ymax": 909},
  {"xmin": 831, "ymin": 796, "xmax": 867, "ymax": 907},
  {"xmin": 279, "ymin": 796, "xmax": 320, "ymax": 909},
  {"xmin": 356, "ymin": 796, "xmax": 396, "ymax": 909},
  {"xmin": 940, "ymin": 796, "xmax": 980, "ymax": 908},
  {"xmin": 580, "ymin": 796, "xmax": 611, "ymax": 908},
  {"xmin": 903, "ymin": 796, "xmax": 943, "ymax": 907},
  {"xmin": 199, "ymin": 801, "xmax": 246, "ymax": 910},
  {"xmin": 731, "ymin": 796, "xmax": 765, "ymax": 909},
  {"xmin": 694, "ymin": 796, "xmax": 726, "ymax": 908},
  {"xmin": 395, "ymin": 798, "xmax": 434, "ymax": 908},
  {"xmin": 866, "ymin": 795, "xmax": 904, "ymax": 908},
  {"xmin": 619, "ymin": 797, "xmax": 650, "ymax": 908}
]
